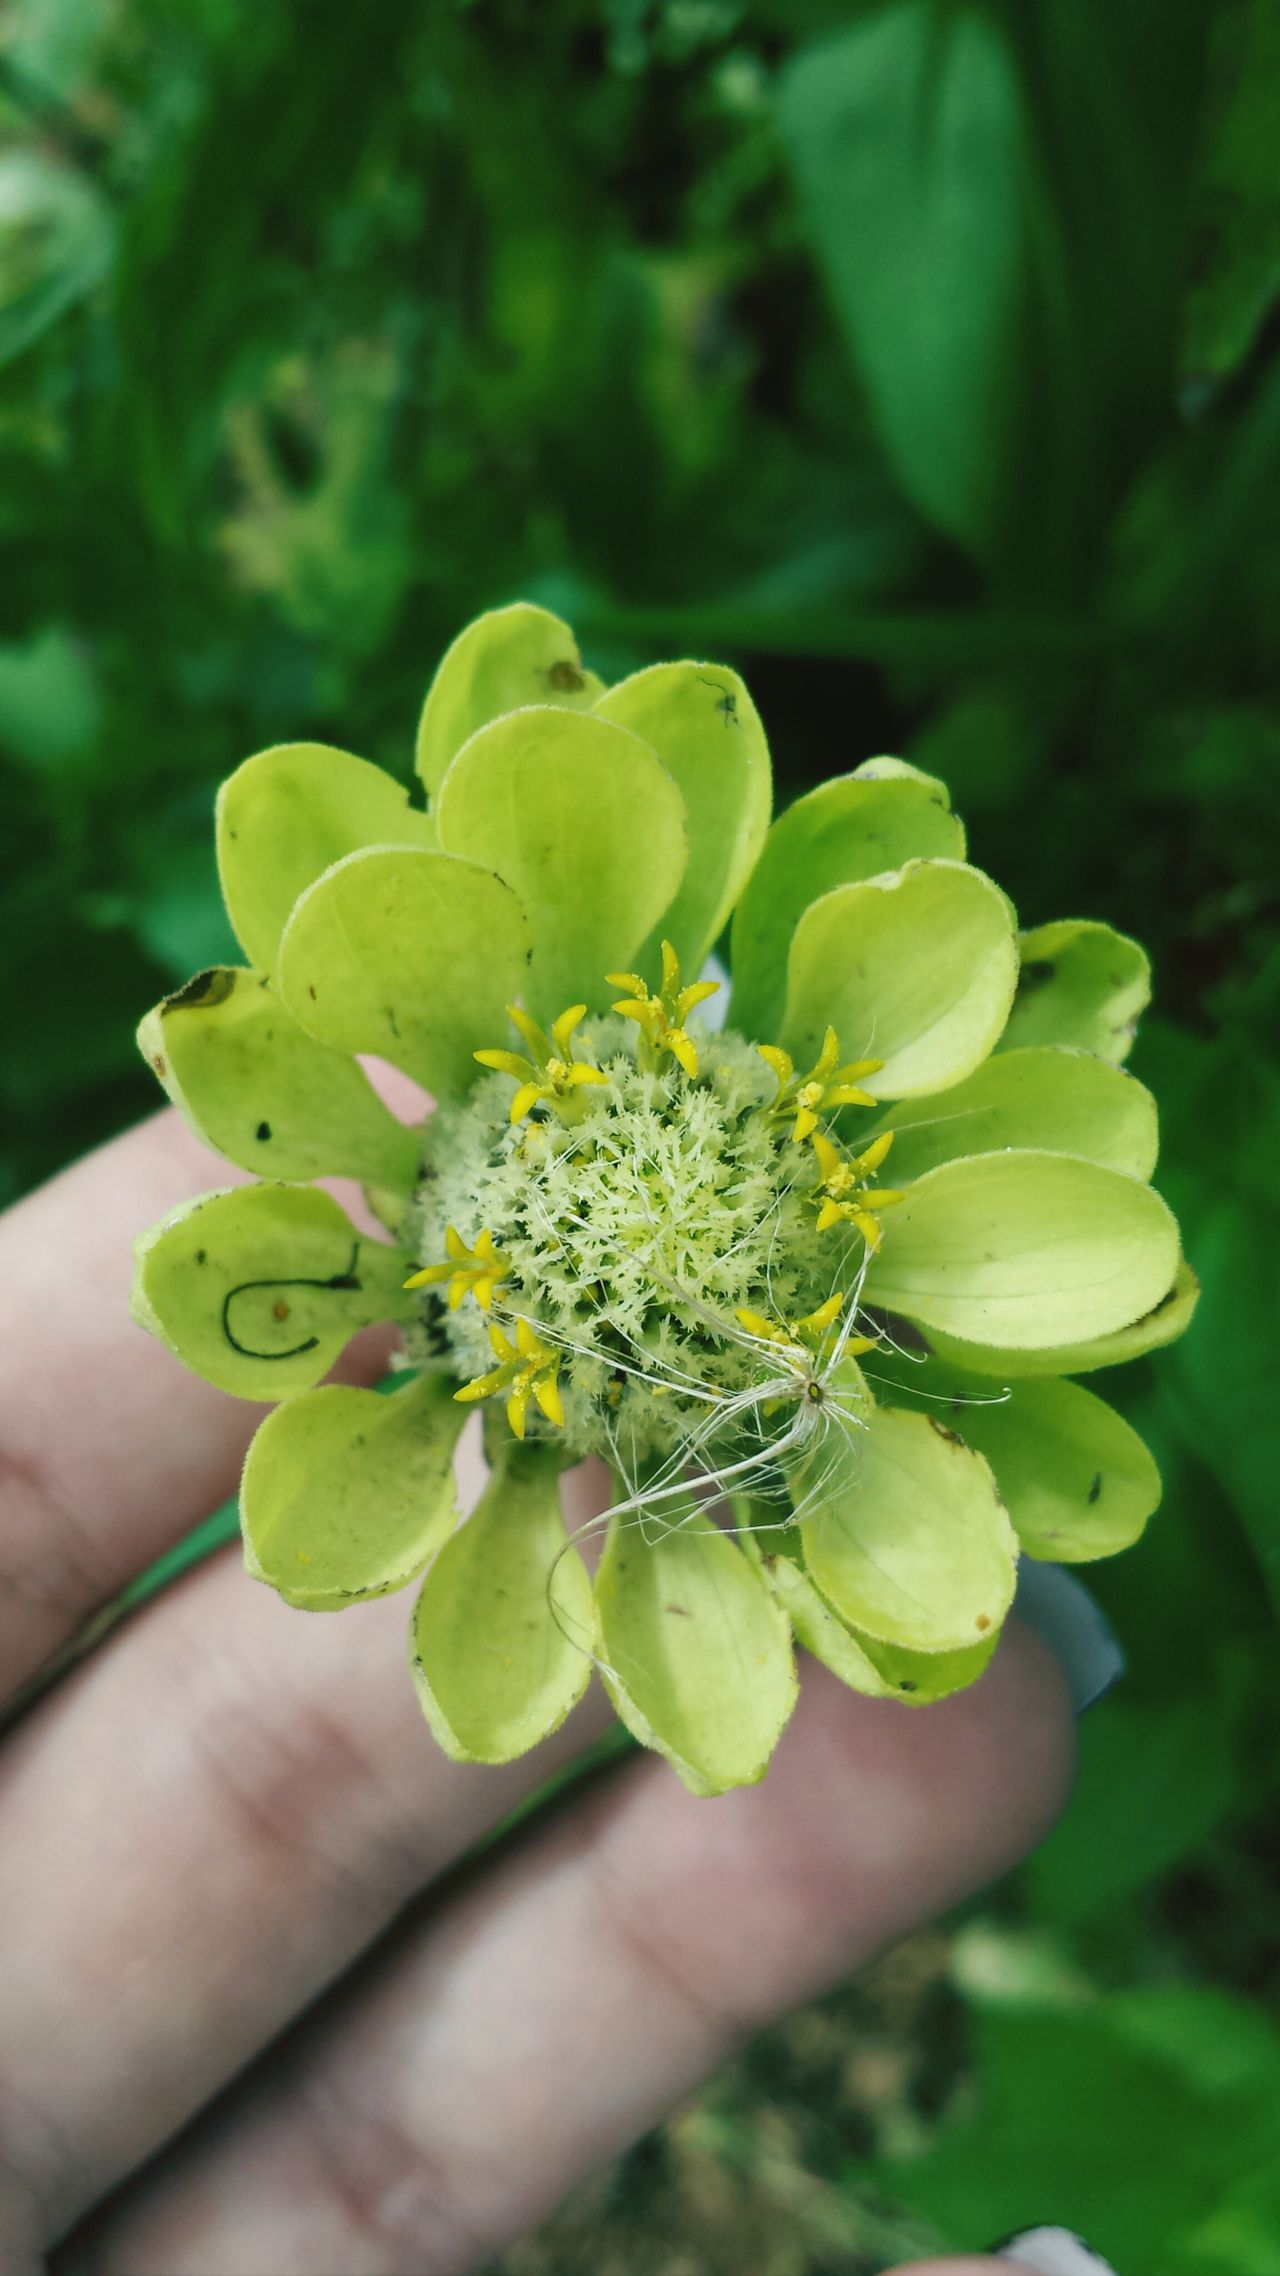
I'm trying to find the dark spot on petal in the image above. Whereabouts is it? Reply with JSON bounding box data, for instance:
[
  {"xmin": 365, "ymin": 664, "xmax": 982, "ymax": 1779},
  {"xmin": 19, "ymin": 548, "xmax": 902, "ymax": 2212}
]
[
  {"xmin": 256, "ymin": 1120, "xmax": 272, "ymax": 1142},
  {"xmin": 308, "ymin": 984, "xmax": 317, "ymax": 1000},
  {"xmin": 1088, "ymin": 1471, "xmax": 1103, "ymax": 1504},
  {"xmin": 664, "ymin": 1601, "xmax": 690, "ymax": 1616},
  {"xmin": 151, "ymin": 1054, "xmax": 167, "ymax": 1077},
  {"xmin": 273, "ymin": 1299, "xmax": 291, "ymax": 1321},
  {"xmin": 1018, "ymin": 959, "xmax": 1056, "ymax": 991},
  {"xmin": 928, "ymin": 1417, "xmax": 966, "ymax": 1447},
  {"xmin": 898, "ymin": 1679, "xmax": 918, "ymax": 1693},
  {"xmin": 976, "ymin": 1614, "xmax": 992, "ymax": 1632},
  {"xmin": 547, "ymin": 658, "xmax": 585, "ymax": 692},
  {"xmin": 195, "ymin": 1248, "xmax": 207, "ymax": 1264}
]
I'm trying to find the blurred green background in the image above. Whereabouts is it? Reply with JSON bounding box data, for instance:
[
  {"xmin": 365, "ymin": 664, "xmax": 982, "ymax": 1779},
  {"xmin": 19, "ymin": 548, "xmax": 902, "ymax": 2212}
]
[{"xmin": 3, "ymin": 1, "xmax": 1279, "ymax": 2269}]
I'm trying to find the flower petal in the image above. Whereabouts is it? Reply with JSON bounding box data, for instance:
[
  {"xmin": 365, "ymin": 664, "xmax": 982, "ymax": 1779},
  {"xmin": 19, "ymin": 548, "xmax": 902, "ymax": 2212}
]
[
  {"xmin": 729, "ymin": 760, "xmax": 965, "ymax": 1039},
  {"xmin": 216, "ymin": 744, "xmax": 436, "ymax": 973},
  {"xmin": 920, "ymin": 1255, "xmax": 1200, "ymax": 1379},
  {"xmin": 795, "ymin": 1403, "xmax": 1018, "ymax": 1653},
  {"xmin": 278, "ymin": 847, "xmax": 530, "ymax": 1097},
  {"xmin": 241, "ymin": 1372, "xmax": 464, "ymax": 1610},
  {"xmin": 594, "ymin": 662, "xmax": 771, "ymax": 976},
  {"xmin": 138, "ymin": 966, "xmax": 421, "ymax": 1190},
  {"xmin": 879, "ymin": 1046, "xmax": 1159, "ymax": 1184},
  {"xmin": 415, "ymin": 603, "xmax": 604, "ymax": 801},
  {"xmin": 435, "ymin": 708, "xmax": 687, "ymax": 1019},
  {"xmin": 782, "ymin": 859, "xmax": 1018, "ymax": 1099},
  {"xmin": 866, "ymin": 1149, "xmax": 1181, "ymax": 1349},
  {"xmin": 998, "ymin": 919, "xmax": 1151, "ymax": 1064},
  {"xmin": 745, "ymin": 1534, "xmax": 997, "ymax": 1702},
  {"xmin": 409, "ymin": 1441, "xmax": 594, "ymax": 1764},
  {"xmin": 131, "ymin": 1182, "xmax": 413, "ymax": 1400},
  {"xmin": 594, "ymin": 1502, "xmax": 797, "ymax": 1796}
]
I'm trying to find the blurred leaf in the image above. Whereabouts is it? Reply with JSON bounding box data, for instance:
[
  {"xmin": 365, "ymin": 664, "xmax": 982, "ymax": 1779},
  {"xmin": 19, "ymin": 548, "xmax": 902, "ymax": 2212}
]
[
  {"xmin": 1183, "ymin": 0, "xmax": 1280, "ymax": 382},
  {"xmin": 0, "ymin": 147, "xmax": 115, "ymax": 365},
  {"xmin": 780, "ymin": 2, "xmax": 1028, "ymax": 552},
  {"xmin": 0, "ymin": 623, "xmax": 100, "ymax": 772},
  {"xmin": 873, "ymin": 1987, "xmax": 1280, "ymax": 2273}
]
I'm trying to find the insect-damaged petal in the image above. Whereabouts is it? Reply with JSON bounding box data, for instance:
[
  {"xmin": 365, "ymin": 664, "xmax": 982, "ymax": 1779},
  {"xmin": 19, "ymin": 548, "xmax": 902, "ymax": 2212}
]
[
  {"xmin": 130, "ymin": 1182, "xmax": 414, "ymax": 1401},
  {"xmin": 217, "ymin": 743, "xmax": 437, "ymax": 973},
  {"xmin": 409, "ymin": 1441, "xmax": 593, "ymax": 1763},
  {"xmin": 242, "ymin": 1372, "xmax": 465, "ymax": 1610},
  {"xmin": 278, "ymin": 847, "xmax": 530, "ymax": 1098},
  {"xmin": 795, "ymin": 1403, "xmax": 1018, "ymax": 1654},
  {"xmin": 138, "ymin": 966, "xmax": 421, "ymax": 1191},
  {"xmin": 594, "ymin": 1502, "xmax": 797, "ymax": 1797}
]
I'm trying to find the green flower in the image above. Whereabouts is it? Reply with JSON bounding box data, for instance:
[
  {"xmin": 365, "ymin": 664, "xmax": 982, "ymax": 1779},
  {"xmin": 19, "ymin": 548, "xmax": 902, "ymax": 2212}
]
[{"xmin": 132, "ymin": 602, "xmax": 1195, "ymax": 1796}]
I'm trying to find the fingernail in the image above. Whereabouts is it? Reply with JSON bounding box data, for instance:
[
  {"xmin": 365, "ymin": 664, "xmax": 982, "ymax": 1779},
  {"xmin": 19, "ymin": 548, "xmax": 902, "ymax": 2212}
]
[
  {"xmin": 1013, "ymin": 1563, "xmax": 1125, "ymax": 1715},
  {"xmin": 996, "ymin": 2224, "xmax": 1118, "ymax": 2272}
]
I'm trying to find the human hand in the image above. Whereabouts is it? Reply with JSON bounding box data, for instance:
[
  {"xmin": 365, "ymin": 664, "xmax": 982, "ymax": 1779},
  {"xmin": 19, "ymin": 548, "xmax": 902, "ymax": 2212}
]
[{"xmin": 0, "ymin": 1112, "xmax": 1075, "ymax": 2275}]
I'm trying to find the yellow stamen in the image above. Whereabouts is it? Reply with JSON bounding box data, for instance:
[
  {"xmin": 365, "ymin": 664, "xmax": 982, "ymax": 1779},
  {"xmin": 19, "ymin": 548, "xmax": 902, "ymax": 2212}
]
[
  {"xmin": 760, "ymin": 1026, "xmax": 884, "ymax": 1141},
  {"xmin": 475, "ymin": 1002, "xmax": 608, "ymax": 1124},
  {"xmin": 404, "ymin": 1224, "xmax": 510, "ymax": 1311},
  {"xmin": 454, "ymin": 1314, "xmax": 563, "ymax": 1440},
  {"xmin": 735, "ymin": 1290, "xmax": 876, "ymax": 1359},
  {"xmin": 809, "ymin": 1127, "xmax": 903, "ymax": 1246},
  {"xmin": 607, "ymin": 939, "xmax": 718, "ymax": 1078}
]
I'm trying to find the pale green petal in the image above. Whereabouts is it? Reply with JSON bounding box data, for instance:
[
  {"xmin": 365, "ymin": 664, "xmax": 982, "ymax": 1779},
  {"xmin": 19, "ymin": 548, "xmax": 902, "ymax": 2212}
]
[
  {"xmin": 217, "ymin": 743, "xmax": 436, "ymax": 972},
  {"xmin": 867, "ymin": 1148, "xmax": 1181, "ymax": 1350},
  {"xmin": 131, "ymin": 1182, "xmax": 413, "ymax": 1400},
  {"xmin": 595, "ymin": 1502, "xmax": 797, "ymax": 1796},
  {"xmin": 866, "ymin": 1350, "xmax": 1161, "ymax": 1560},
  {"xmin": 730, "ymin": 760, "xmax": 965, "ymax": 1039},
  {"xmin": 242, "ymin": 1372, "xmax": 464, "ymax": 1610},
  {"xmin": 594, "ymin": 662, "xmax": 771, "ymax": 974},
  {"xmin": 409, "ymin": 1441, "xmax": 593, "ymax": 1764},
  {"xmin": 796, "ymin": 1403, "xmax": 1018, "ymax": 1653},
  {"xmin": 278, "ymin": 847, "xmax": 530, "ymax": 1096},
  {"xmin": 415, "ymin": 603, "xmax": 604, "ymax": 801},
  {"xmin": 999, "ymin": 919, "xmax": 1151, "ymax": 1064},
  {"xmin": 746, "ymin": 1534, "xmax": 997, "ymax": 1701},
  {"xmin": 879, "ymin": 1046, "xmax": 1159, "ymax": 1184},
  {"xmin": 921, "ymin": 1255, "xmax": 1200, "ymax": 1378},
  {"xmin": 435, "ymin": 707, "xmax": 687, "ymax": 1018},
  {"xmin": 781, "ymin": 859, "xmax": 1018, "ymax": 1098},
  {"xmin": 138, "ymin": 966, "xmax": 421, "ymax": 1190}
]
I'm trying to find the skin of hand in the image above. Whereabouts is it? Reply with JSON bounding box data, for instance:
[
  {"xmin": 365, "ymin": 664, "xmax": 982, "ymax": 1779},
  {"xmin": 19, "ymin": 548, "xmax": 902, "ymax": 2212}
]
[{"xmin": 0, "ymin": 1111, "xmax": 1076, "ymax": 2276}]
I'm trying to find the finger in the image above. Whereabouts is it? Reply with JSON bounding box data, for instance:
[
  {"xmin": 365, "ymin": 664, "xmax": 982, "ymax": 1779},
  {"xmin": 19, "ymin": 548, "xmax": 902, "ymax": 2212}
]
[
  {"xmin": 64, "ymin": 1625, "xmax": 1074, "ymax": 2276},
  {"xmin": 0, "ymin": 1468, "xmax": 613, "ymax": 2246},
  {"xmin": 0, "ymin": 1110, "xmax": 393, "ymax": 1700}
]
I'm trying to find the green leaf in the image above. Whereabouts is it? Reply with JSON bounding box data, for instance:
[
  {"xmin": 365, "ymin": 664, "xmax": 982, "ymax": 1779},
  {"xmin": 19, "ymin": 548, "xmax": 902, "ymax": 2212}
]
[
  {"xmin": 796, "ymin": 1401, "xmax": 1018, "ymax": 1654},
  {"xmin": 921, "ymin": 1255, "xmax": 1200, "ymax": 1380},
  {"xmin": 0, "ymin": 149, "xmax": 116, "ymax": 367},
  {"xmin": 869, "ymin": 1359, "xmax": 1161, "ymax": 1562},
  {"xmin": 409, "ymin": 1441, "xmax": 594, "ymax": 1763},
  {"xmin": 131, "ymin": 1182, "xmax": 412, "ymax": 1401},
  {"xmin": 415, "ymin": 602, "xmax": 605, "ymax": 802},
  {"xmin": 880, "ymin": 1046, "xmax": 1159, "ymax": 1184},
  {"xmin": 999, "ymin": 920, "xmax": 1151, "ymax": 1064},
  {"xmin": 594, "ymin": 662, "xmax": 771, "ymax": 975},
  {"xmin": 435, "ymin": 707, "xmax": 687, "ymax": 1018},
  {"xmin": 277, "ymin": 846, "xmax": 530, "ymax": 1097},
  {"xmin": 750, "ymin": 1535, "xmax": 997, "ymax": 1702},
  {"xmin": 216, "ymin": 743, "xmax": 437, "ymax": 973},
  {"xmin": 138, "ymin": 966, "xmax": 421, "ymax": 1189},
  {"xmin": 730, "ymin": 763, "xmax": 965, "ymax": 1043},
  {"xmin": 868, "ymin": 1149, "xmax": 1182, "ymax": 1349},
  {"xmin": 781, "ymin": 859, "xmax": 1018, "ymax": 1099},
  {"xmin": 241, "ymin": 1371, "xmax": 464, "ymax": 1610},
  {"xmin": 595, "ymin": 1503, "xmax": 797, "ymax": 1796},
  {"xmin": 779, "ymin": 5, "xmax": 1027, "ymax": 550}
]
